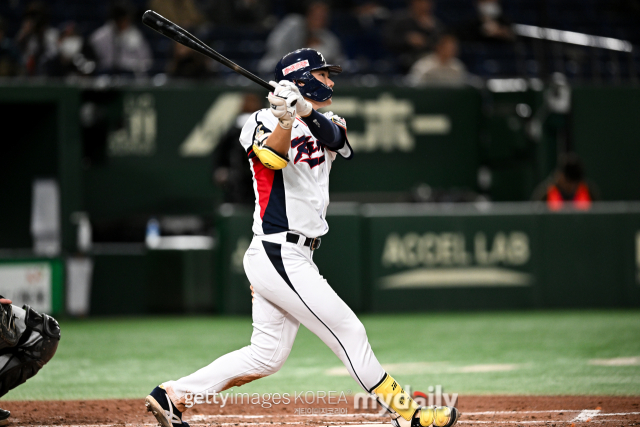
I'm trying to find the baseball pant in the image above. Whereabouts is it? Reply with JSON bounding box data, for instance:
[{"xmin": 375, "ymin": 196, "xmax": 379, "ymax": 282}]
[{"xmin": 164, "ymin": 232, "xmax": 386, "ymax": 410}]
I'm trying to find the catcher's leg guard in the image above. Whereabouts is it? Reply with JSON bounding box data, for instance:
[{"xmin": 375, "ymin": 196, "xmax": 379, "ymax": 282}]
[
  {"xmin": 0, "ymin": 304, "xmax": 61, "ymax": 397},
  {"xmin": 372, "ymin": 374, "xmax": 460, "ymax": 427}
]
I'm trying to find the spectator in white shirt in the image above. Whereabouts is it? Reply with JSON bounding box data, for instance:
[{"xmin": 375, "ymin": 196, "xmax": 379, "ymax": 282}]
[
  {"xmin": 409, "ymin": 34, "xmax": 466, "ymax": 86},
  {"xmin": 90, "ymin": 1, "xmax": 152, "ymax": 75}
]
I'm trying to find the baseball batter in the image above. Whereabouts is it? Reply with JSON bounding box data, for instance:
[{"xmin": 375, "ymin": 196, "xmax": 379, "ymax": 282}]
[{"xmin": 145, "ymin": 48, "xmax": 460, "ymax": 427}]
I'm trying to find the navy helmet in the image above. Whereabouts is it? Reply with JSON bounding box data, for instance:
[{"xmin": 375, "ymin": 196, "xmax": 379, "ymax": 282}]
[{"xmin": 274, "ymin": 48, "xmax": 342, "ymax": 102}]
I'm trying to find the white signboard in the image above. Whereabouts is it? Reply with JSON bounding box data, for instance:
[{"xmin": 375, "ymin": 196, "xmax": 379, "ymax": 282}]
[{"xmin": 0, "ymin": 263, "xmax": 52, "ymax": 313}]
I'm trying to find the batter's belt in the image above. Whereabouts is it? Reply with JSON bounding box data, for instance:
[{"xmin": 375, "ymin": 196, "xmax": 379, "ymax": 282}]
[{"xmin": 286, "ymin": 232, "xmax": 321, "ymax": 250}]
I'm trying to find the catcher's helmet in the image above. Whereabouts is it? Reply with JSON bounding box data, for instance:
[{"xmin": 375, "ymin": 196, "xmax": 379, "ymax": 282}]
[{"xmin": 274, "ymin": 48, "xmax": 342, "ymax": 102}]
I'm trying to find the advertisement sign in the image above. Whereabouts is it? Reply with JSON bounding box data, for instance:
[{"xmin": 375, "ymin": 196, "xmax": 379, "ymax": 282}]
[
  {"xmin": 366, "ymin": 205, "xmax": 539, "ymax": 311},
  {"xmin": 0, "ymin": 262, "xmax": 52, "ymax": 313}
]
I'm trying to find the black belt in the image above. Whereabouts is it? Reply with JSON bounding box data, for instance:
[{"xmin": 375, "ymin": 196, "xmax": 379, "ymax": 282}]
[{"xmin": 286, "ymin": 233, "xmax": 321, "ymax": 250}]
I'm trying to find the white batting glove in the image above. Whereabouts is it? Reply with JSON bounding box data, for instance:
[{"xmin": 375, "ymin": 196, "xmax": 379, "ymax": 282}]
[
  {"xmin": 294, "ymin": 95, "xmax": 312, "ymax": 117},
  {"xmin": 270, "ymin": 80, "xmax": 299, "ymax": 101},
  {"xmin": 267, "ymin": 91, "xmax": 297, "ymax": 130},
  {"xmin": 274, "ymin": 80, "xmax": 300, "ymax": 96},
  {"xmin": 276, "ymin": 80, "xmax": 312, "ymax": 117}
]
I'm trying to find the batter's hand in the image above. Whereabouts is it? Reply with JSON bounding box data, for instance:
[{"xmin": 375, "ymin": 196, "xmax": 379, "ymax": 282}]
[
  {"xmin": 268, "ymin": 81, "xmax": 297, "ymax": 129},
  {"xmin": 277, "ymin": 80, "xmax": 312, "ymax": 117},
  {"xmin": 274, "ymin": 80, "xmax": 300, "ymax": 97}
]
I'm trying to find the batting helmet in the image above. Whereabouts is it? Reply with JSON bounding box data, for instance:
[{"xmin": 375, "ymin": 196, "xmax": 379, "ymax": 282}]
[{"xmin": 274, "ymin": 48, "xmax": 342, "ymax": 102}]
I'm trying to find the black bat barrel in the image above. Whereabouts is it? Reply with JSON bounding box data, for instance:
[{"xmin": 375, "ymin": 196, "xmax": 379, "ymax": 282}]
[{"xmin": 142, "ymin": 10, "xmax": 274, "ymax": 92}]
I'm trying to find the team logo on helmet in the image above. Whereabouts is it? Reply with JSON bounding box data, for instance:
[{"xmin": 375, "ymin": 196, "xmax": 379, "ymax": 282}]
[{"xmin": 283, "ymin": 60, "xmax": 310, "ymax": 76}]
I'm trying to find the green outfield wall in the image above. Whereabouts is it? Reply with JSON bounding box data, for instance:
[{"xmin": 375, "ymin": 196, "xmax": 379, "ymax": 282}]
[
  {"xmin": 210, "ymin": 203, "xmax": 640, "ymax": 314},
  {"xmin": 2, "ymin": 84, "xmax": 640, "ymax": 315},
  {"xmin": 14, "ymin": 202, "xmax": 636, "ymax": 316},
  {"xmin": 363, "ymin": 203, "xmax": 640, "ymax": 312}
]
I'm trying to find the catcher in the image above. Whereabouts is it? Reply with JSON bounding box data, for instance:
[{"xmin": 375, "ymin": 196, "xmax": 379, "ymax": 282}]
[{"xmin": 0, "ymin": 297, "xmax": 61, "ymax": 425}]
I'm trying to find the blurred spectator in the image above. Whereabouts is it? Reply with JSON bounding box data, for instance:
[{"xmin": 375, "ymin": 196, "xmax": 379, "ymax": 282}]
[
  {"xmin": 0, "ymin": 16, "xmax": 21, "ymax": 76},
  {"xmin": 89, "ymin": 1, "xmax": 152, "ymax": 75},
  {"xmin": 532, "ymin": 153, "xmax": 599, "ymax": 210},
  {"xmin": 212, "ymin": 93, "xmax": 264, "ymax": 205},
  {"xmin": 457, "ymin": 0, "xmax": 514, "ymax": 43},
  {"xmin": 167, "ymin": 41, "xmax": 211, "ymax": 79},
  {"xmin": 383, "ymin": 0, "xmax": 443, "ymax": 73},
  {"xmin": 45, "ymin": 22, "xmax": 97, "ymax": 77},
  {"xmin": 408, "ymin": 33, "xmax": 466, "ymax": 86},
  {"xmin": 148, "ymin": 0, "xmax": 206, "ymax": 29},
  {"xmin": 352, "ymin": 2, "xmax": 390, "ymax": 31},
  {"xmin": 203, "ymin": 0, "xmax": 275, "ymax": 29},
  {"xmin": 258, "ymin": 1, "xmax": 343, "ymax": 75},
  {"xmin": 16, "ymin": 1, "xmax": 58, "ymax": 76}
]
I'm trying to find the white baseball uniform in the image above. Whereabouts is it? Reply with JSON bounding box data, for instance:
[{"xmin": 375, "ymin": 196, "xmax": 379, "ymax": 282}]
[
  {"xmin": 163, "ymin": 109, "xmax": 386, "ymax": 410},
  {"xmin": 245, "ymin": 109, "xmax": 352, "ymax": 238}
]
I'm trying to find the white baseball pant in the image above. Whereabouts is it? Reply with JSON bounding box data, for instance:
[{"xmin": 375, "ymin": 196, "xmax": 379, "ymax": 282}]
[{"xmin": 164, "ymin": 232, "xmax": 386, "ymax": 410}]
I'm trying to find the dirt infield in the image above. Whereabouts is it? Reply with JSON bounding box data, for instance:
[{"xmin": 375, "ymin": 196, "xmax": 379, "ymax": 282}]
[{"xmin": 2, "ymin": 396, "xmax": 639, "ymax": 427}]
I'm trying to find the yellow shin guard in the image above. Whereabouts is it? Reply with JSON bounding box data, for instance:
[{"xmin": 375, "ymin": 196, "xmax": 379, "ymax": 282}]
[{"xmin": 372, "ymin": 374, "xmax": 419, "ymax": 421}]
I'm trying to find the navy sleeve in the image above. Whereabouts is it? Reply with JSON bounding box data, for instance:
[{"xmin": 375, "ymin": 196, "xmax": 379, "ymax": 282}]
[{"xmin": 300, "ymin": 109, "xmax": 346, "ymax": 150}]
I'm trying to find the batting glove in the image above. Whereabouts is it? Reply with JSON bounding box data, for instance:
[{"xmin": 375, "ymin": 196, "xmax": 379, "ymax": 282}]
[
  {"xmin": 267, "ymin": 91, "xmax": 297, "ymax": 130},
  {"xmin": 277, "ymin": 80, "xmax": 312, "ymax": 117}
]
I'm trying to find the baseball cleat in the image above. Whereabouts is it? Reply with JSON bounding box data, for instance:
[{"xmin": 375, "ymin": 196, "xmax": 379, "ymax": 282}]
[
  {"xmin": 145, "ymin": 385, "xmax": 189, "ymax": 427},
  {"xmin": 0, "ymin": 408, "xmax": 10, "ymax": 426},
  {"xmin": 412, "ymin": 406, "xmax": 460, "ymax": 427}
]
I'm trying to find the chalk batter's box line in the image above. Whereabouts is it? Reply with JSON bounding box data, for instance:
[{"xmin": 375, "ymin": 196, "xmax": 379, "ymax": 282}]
[
  {"xmin": 190, "ymin": 410, "xmax": 640, "ymax": 419},
  {"xmin": 189, "ymin": 409, "xmax": 582, "ymax": 420},
  {"xmin": 22, "ymin": 410, "xmax": 640, "ymax": 427},
  {"xmin": 22, "ymin": 421, "xmax": 638, "ymax": 427},
  {"xmin": 455, "ymin": 422, "xmax": 629, "ymax": 425},
  {"xmin": 597, "ymin": 412, "xmax": 640, "ymax": 416}
]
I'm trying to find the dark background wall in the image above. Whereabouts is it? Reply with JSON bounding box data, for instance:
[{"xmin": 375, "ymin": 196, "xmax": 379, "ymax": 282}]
[{"xmin": 1, "ymin": 84, "xmax": 639, "ymax": 315}]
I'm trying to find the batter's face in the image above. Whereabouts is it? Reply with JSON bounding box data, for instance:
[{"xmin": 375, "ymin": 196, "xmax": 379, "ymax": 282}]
[{"xmin": 308, "ymin": 69, "xmax": 334, "ymax": 109}]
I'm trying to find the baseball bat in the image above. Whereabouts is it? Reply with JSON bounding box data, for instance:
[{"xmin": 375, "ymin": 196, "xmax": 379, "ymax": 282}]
[{"xmin": 141, "ymin": 10, "xmax": 275, "ymax": 91}]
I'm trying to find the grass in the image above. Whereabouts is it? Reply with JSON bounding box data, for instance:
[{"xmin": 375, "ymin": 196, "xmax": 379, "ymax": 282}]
[{"xmin": 4, "ymin": 310, "xmax": 640, "ymax": 401}]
